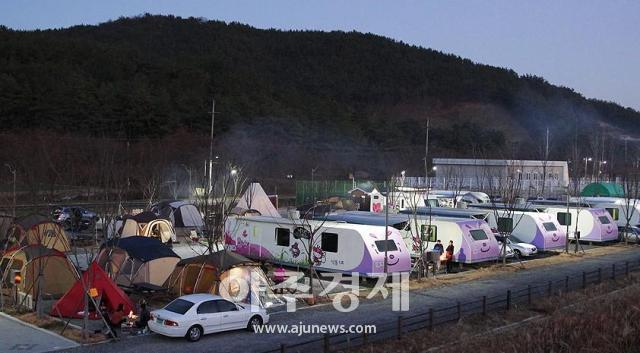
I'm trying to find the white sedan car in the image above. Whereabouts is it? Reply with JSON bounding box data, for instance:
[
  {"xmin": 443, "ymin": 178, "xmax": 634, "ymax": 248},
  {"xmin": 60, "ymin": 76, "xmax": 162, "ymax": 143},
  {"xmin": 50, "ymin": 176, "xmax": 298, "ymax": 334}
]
[
  {"xmin": 506, "ymin": 237, "xmax": 538, "ymax": 257},
  {"xmin": 149, "ymin": 294, "xmax": 269, "ymax": 342}
]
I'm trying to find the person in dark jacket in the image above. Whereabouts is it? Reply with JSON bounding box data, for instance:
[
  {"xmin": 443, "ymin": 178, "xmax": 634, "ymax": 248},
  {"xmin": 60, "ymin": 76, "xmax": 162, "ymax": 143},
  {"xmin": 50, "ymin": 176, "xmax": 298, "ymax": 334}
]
[
  {"xmin": 445, "ymin": 241, "xmax": 455, "ymax": 273},
  {"xmin": 432, "ymin": 240, "xmax": 444, "ymax": 272},
  {"xmin": 135, "ymin": 301, "xmax": 151, "ymax": 332}
]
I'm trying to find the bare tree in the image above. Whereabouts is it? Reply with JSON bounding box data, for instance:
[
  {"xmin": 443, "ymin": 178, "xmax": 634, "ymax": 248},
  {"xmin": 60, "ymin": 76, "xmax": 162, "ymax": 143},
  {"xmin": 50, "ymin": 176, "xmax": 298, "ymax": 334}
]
[
  {"xmin": 620, "ymin": 167, "xmax": 640, "ymax": 244},
  {"xmin": 487, "ymin": 160, "xmax": 526, "ymax": 265},
  {"xmin": 195, "ymin": 162, "xmax": 247, "ymax": 254}
]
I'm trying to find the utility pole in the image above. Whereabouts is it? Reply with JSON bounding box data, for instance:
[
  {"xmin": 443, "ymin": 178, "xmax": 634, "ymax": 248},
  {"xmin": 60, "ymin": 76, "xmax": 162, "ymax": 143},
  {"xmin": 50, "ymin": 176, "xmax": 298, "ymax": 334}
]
[
  {"xmin": 424, "ymin": 118, "xmax": 430, "ymax": 186},
  {"xmin": 208, "ymin": 98, "xmax": 217, "ymax": 195}
]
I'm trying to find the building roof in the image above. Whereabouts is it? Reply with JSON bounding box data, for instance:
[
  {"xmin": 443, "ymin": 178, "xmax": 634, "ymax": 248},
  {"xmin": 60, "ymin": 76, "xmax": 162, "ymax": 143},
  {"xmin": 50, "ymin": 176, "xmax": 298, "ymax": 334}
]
[{"xmin": 432, "ymin": 158, "xmax": 568, "ymax": 168}]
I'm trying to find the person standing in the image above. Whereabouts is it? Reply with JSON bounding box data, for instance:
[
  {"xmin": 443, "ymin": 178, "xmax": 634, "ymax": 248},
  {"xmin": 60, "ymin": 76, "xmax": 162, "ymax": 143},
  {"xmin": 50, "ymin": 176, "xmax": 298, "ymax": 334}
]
[
  {"xmin": 445, "ymin": 240, "xmax": 455, "ymax": 273},
  {"xmin": 432, "ymin": 240, "xmax": 444, "ymax": 272}
]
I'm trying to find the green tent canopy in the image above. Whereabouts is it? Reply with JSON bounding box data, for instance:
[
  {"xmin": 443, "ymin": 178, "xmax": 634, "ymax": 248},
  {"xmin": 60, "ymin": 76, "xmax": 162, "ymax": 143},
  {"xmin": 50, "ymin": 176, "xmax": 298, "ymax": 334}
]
[{"xmin": 580, "ymin": 182, "xmax": 624, "ymax": 197}]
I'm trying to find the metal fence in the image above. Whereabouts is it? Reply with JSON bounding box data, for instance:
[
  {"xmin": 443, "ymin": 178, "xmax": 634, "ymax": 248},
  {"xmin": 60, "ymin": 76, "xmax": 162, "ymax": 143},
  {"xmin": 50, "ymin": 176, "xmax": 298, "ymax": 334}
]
[{"xmin": 261, "ymin": 257, "xmax": 640, "ymax": 353}]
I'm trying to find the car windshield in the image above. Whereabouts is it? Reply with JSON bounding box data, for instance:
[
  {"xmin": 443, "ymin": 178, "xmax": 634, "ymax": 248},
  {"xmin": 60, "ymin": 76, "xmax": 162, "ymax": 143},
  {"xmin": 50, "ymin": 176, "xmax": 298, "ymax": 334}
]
[
  {"xmin": 164, "ymin": 298, "xmax": 194, "ymax": 315},
  {"xmin": 598, "ymin": 216, "xmax": 610, "ymax": 224}
]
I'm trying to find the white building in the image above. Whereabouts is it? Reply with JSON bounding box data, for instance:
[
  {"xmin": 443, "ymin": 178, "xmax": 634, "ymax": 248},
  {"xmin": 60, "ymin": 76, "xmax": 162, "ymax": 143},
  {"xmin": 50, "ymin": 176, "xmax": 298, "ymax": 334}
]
[{"xmin": 431, "ymin": 158, "xmax": 569, "ymax": 195}]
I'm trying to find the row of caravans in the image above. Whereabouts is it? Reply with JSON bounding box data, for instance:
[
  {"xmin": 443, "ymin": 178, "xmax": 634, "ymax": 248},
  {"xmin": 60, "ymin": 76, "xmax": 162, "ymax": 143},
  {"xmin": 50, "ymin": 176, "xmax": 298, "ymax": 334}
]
[
  {"xmin": 524, "ymin": 201, "xmax": 619, "ymax": 242},
  {"xmin": 467, "ymin": 203, "xmax": 617, "ymax": 244},
  {"xmin": 402, "ymin": 207, "xmax": 567, "ymax": 251}
]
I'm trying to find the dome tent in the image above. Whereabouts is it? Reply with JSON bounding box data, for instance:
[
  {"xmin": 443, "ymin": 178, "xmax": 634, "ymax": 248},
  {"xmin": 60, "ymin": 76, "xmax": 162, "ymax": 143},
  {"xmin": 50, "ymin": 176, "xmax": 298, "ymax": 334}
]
[
  {"xmin": 150, "ymin": 201, "xmax": 204, "ymax": 237},
  {"xmin": 164, "ymin": 250, "xmax": 281, "ymax": 308},
  {"xmin": 3, "ymin": 214, "xmax": 70, "ymax": 253},
  {"xmin": 118, "ymin": 211, "xmax": 176, "ymax": 243},
  {"xmin": 96, "ymin": 237, "xmax": 180, "ymax": 289},
  {"xmin": 0, "ymin": 245, "xmax": 76, "ymax": 308}
]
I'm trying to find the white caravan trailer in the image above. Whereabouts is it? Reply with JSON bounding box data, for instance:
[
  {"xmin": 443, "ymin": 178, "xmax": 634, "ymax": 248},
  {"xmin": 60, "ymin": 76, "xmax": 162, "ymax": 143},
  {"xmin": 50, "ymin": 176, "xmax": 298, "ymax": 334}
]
[
  {"xmin": 224, "ymin": 215, "xmax": 411, "ymax": 277},
  {"xmin": 430, "ymin": 190, "xmax": 491, "ymax": 205},
  {"xmin": 530, "ymin": 203, "xmax": 619, "ymax": 242},
  {"xmin": 321, "ymin": 211, "xmax": 500, "ymax": 264},
  {"xmin": 576, "ymin": 197, "xmax": 640, "ymax": 228},
  {"xmin": 469, "ymin": 206, "xmax": 566, "ymax": 251}
]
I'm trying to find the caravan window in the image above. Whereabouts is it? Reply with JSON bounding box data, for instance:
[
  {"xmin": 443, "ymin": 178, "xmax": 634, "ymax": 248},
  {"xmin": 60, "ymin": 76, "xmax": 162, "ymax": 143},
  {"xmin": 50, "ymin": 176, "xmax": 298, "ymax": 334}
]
[
  {"xmin": 375, "ymin": 240, "xmax": 398, "ymax": 252},
  {"xmin": 543, "ymin": 222, "xmax": 557, "ymax": 231},
  {"xmin": 321, "ymin": 232, "xmax": 338, "ymax": 253},
  {"xmin": 420, "ymin": 225, "xmax": 437, "ymax": 242},
  {"xmin": 606, "ymin": 208, "xmax": 619, "ymax": 221},
  {"xmin": 598, "ymin": 216, "xmax": 611, "ymax": 224},
  {"xmin": 557, "ymin": 212, "xmax": 572, "ymax": 226},
  {"xmin": 469, "ymin": 229, "xmax": 488, "ymax": 241},
  {"xmin": 275, "ymin": 228, "xmax": 290, "ymax": 246}
]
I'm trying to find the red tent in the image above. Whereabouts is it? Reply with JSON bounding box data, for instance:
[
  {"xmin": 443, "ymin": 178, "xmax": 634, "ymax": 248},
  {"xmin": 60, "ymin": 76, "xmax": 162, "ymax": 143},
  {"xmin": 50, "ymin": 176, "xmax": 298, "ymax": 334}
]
[{"xmin": 50, "ymin": 261, "xmax": 135, "ymax": 319}]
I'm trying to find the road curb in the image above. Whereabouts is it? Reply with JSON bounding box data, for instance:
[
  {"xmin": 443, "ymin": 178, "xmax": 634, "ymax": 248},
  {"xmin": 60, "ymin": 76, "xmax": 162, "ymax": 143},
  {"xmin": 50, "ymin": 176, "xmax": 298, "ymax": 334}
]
[{"xmin": 0, "ymin": 311, "xmax": 80, "ymax": 348}]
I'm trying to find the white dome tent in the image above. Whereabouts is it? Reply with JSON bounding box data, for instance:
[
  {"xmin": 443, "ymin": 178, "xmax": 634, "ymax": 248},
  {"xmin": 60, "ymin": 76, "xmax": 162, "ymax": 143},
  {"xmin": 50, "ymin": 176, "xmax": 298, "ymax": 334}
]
[{"xmin": 151, "ymin": 201, "xmax": 205, "ymax": 237}]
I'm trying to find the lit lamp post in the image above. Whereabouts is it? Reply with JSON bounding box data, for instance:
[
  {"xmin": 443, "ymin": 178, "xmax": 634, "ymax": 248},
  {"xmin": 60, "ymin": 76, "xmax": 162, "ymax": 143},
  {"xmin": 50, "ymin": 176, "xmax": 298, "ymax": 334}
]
[
  {"xmin": 583, "ymin": 157, "xmax": 592, "ymax": 180},
  {"xmin": 230, "ymin": 168, "xmax": 238, "ymax": 195},
  {"xmin": 430, "ymin": 166, "xmax": 437, "ymax": 188},
  {"xmin": 598, "ymin": 160, "xmax": 608, "ymax": 180},
  {"xmin": 4, "ymin": 164, "xmax": 16, "ymax": 217}
]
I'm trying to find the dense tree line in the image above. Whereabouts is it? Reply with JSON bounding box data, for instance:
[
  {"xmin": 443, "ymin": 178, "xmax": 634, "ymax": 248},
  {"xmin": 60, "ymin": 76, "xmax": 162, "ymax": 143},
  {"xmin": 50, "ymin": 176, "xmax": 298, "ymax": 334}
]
[{"xmin": 0, "ymin": 14, "xmax": 638, "ymax": 178}]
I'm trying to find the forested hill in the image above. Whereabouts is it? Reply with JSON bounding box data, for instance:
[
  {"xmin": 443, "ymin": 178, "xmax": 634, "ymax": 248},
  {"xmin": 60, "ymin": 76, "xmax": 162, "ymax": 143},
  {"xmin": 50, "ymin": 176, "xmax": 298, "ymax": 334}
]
[{"xmin": 0, "ymin": 14, "xmax": 638, "ymax": 161}]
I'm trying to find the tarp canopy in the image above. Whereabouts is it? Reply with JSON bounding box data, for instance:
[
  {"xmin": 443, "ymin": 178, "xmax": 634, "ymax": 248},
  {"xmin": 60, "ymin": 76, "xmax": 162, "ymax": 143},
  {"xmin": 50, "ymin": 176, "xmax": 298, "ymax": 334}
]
[
  {"xmin": 581, "ymin": 182, "xmax": 625, "ymax": 197},
  {"xmin": 50, "ymin": 261, "xmax": 135, "ymax": 319},
  {"xmin": 236, "ymin": 183, "xmax": 280, "ymax": 218},
  {"xmin": 177, "ymin": 250, "xmax": 255, "ymax": 272},
  {"xmin": 103, "ymin": 237, "xmax": 179, "ymax": 263}
]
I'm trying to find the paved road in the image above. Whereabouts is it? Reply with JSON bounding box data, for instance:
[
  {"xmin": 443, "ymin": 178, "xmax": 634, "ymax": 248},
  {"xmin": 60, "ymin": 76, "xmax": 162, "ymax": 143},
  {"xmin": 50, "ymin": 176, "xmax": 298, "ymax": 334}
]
[
  {"xmin": 59, "ymin": 247, "xmax": 640, "ymax": 353},
  {"xmin": 0, "ymin": 313, "xmax": 79, "ymax": 353}
]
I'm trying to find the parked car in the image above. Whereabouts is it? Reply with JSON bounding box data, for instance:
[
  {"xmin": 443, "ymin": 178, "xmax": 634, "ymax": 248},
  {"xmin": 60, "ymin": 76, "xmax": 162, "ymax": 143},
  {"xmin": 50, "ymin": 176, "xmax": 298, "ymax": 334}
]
[
  {"xmin": 494, "ymin": 234, "xmax": 537, "ymax": 257},
  {"xmin": 497, "ymin": 240, "xmax": 515, "ymax": 258},
  {"xmin": 618, "ymin": 226, "xmax": 640, "ymax": 241},
  {"xmin": 52, "ymin": 206, "xmax": 97, "ymax": 231},
  {"xmin": 149, "ymin": 294, "xmax": 269, "ymax": 342}
]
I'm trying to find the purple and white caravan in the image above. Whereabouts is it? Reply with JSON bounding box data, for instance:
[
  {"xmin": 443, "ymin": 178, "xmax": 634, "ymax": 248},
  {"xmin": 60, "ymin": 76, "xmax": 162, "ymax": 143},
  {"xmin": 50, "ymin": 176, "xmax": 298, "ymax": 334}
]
[
  {"xmin": 531, "ymin": 205, "xmax": 618, "ymax": 242},
  {"xmin": 224, "ymin": 215, "xmax": 411, "ymax": 277},
  {"xmin": 321, "ymin": 211, "xmax": 500, "ymax": 264},
  {"xmin": 478, "ymin": 208, "xmax": 566, "ymax": 251}
]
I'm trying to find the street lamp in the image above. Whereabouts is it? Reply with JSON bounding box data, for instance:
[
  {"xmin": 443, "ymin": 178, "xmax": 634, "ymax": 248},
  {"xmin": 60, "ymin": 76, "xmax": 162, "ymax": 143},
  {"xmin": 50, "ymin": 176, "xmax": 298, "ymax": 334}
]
[
  {"xmin": 583, "ymin": 157, "xmax": 592, "ymax": 179},
  {"xmin": 230, "ymin": 168, "xmax": 238, "ymax": 195},
  {"xmin": 4, "ymin": 164, "xmax": 16, "ymax": 217}
]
